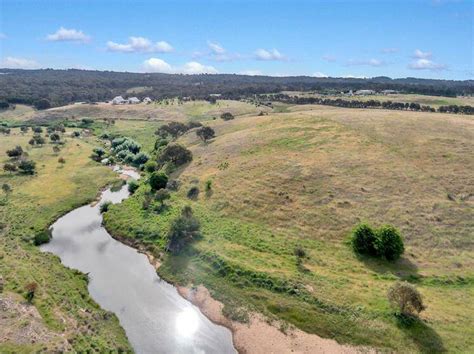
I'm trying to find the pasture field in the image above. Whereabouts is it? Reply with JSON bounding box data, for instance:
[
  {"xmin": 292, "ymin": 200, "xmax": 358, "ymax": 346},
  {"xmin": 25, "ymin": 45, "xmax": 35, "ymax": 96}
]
[
  {"xmin": 0, "ymin": 129, "xmax": 130, "ymax": 352},
  {"xmin": 16, "ymin": 99, "xmax": 271, "ymax": 124},
  {"xmin": 104, "ymin": 104, "xmax": 474, "ymax": 352},
  {"xmin": 0, "ymin": 105, "xmax": 37, "ymax": 122},
  {"xmin": 283, "ymin": 91, "xmax": 474, "ymax": 108}
]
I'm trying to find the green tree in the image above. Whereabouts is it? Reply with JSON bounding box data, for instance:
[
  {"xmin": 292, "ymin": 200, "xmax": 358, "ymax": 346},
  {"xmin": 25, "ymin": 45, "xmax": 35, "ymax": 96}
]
[
  {"xmin": 157, "ymin": 144, "xmax": 192, "ymax": 167},
  {"xmin": 6, "ymin": 145, "xmax": 23, "ymax": 159},
  {"xmin": 375, "ymin": 225, "xmax": 404, "ymax": 260},
  {"xmin": 196, "ymin": 126, "xmax": 215, "ymax": 142},
  {"xmin": 155, "ymin": 189, "xmax": 170, "ymax": 208},
  {"xmin": 149, "ymin": 172, "xmax": 168, "ymax": 191},
  {"xmin": 220, "ymin": 112, "xmax": 235, "ymax": 121},
  {"xmin": 351, "ymin": 223, "xmax": 377, "ymax": 256},
  {"xmin": 18, "ymin": 160, "xmax": 36, "ymax": 175},
  {"xmin": 34, "ymin": 98, "xmax": 51, "ymax": 110}
]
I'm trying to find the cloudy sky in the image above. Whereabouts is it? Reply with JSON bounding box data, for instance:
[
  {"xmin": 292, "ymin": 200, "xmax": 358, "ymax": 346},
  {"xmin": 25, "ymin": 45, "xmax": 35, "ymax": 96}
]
[{"xmin": 0, "ymin": 0, "xmax": 472, "ymax": 79}]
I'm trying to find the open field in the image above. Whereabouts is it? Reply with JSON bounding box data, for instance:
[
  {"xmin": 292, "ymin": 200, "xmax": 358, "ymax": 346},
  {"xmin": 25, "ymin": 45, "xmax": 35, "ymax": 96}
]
[
  {"xmin": 6, "ymin": 99, "xmax": 272, "ymax": 124},
  {"xmin": 0, "ymin": 105, "xmax": 37, "ymax": 122},
  {"xmin": 283, "ymin": 91, "xmax": 474, "ymax": 108},
  {"xmin": 0, "ymin": 129, "xmax": 130, "ymax": 352},
  {"xmin": 104, "ymin": 104, "xmax": 474, "ymax": 352}
]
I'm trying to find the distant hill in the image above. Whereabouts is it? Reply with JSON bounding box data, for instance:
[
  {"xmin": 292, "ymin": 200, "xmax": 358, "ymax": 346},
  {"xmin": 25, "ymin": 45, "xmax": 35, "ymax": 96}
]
[{"xmin": 0, "ymin": 68, "xmax": 472, "ymax": 107}]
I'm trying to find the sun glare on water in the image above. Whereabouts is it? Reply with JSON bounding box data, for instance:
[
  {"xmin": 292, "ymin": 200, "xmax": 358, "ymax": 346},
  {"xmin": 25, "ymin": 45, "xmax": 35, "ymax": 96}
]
[{"xmin": 176, "ymin": 307, "xmax": 200, "ymax": 337}]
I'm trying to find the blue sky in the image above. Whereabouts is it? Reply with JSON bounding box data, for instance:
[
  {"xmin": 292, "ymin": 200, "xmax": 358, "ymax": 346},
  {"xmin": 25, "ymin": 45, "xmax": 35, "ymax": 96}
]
[{"xmin": 0, "ymin": 0, "xmax": 472, "ymax": 79}]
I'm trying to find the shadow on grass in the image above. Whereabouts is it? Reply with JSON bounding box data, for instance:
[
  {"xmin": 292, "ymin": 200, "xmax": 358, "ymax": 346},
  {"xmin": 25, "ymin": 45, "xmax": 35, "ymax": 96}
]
[
  {"xmin": 357, "ymin": 254, "xmax": 420, "ymax": 280},
  {"xmin": 396, "ymin": 314, "xmax": 446, "ymax": 353}
]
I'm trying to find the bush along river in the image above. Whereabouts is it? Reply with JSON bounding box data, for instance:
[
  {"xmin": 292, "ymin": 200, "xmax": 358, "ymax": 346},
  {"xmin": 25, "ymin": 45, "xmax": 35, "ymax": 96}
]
[{"xmin": 41, "ymin": 167, "xmax": 236, "ymax": 354}]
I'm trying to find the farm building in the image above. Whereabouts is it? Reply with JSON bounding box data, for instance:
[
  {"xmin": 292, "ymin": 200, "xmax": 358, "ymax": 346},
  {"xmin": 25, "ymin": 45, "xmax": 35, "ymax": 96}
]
[
  {"xmin": 355, "ymin": 89, "xmax": 375, "ymax": 95},
  {"xmin": 128, "ymin": 97, "xmax": 141, "ymax": 104},
  {"xmin": 143, "ymin": 97, "xmax": 153, "ymax": 104},
  {"xmin": 111, "ymin": 96, "xmax": 126, "ymax": 105}
]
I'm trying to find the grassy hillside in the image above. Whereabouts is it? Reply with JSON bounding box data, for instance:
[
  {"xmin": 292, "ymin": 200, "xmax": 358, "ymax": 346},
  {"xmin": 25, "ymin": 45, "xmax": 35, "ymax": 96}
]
[
  {"xmin": 20, "ymin": 99, "xmax": 271, "ymax": 124},
  {"xmin": 104, "ymin": 105, "xmax": 473, "ymax": 352},
  {"xmin": 0, "ymin": 129, "xmax": 130, "ymax": 352},
  {"xmin": 283, "ymin": 91, "xmax": 474, "ymax": 108}
]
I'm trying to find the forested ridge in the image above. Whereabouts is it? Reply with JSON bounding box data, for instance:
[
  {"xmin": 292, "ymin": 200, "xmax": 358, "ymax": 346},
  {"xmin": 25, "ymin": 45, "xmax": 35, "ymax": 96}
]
[{"xmin": 0, "ymin": 69, "xmax": 472, "ymax": 107}]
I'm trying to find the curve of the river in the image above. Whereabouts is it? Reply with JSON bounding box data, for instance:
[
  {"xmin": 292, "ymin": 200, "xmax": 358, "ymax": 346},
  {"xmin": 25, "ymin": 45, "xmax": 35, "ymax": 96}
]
[{"xmin": 41, "ymin": 168, "xmax": 236, "ymax": 354}]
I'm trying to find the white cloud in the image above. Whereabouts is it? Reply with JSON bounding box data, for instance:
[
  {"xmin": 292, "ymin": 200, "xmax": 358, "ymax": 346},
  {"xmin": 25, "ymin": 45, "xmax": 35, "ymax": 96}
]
[
  {"xmin": 255, "ymin": 48, "xmax": 285, "ymax": 61},
  {"xmin": 342, "ymin": 74, "xmax": 368, "ymax": 79},
  {"xmin": 107, "ymin": 37, "xmax": 173, "ymax": 53},
  {"xmin": 413, "ymin": 49, "xmax": 432, "ymax": 59},
  {"xmin": 347, "ymin": 58, "xmax": 385, "ymax": 67},
  {"xmin": 312, "ymin": 72, "xmax": 328, "ymax": 78},
  {"xmin": 143, "ymin": 58, "xmax": 218, "ymax": 74},
  {"xmin": 46, "ymin": 27, "xmax": 90, "ymax": 43},
  {"xmin": 207, "ymin": 41, "xmax": 225, "ymax": 54},
  {"xmin": 143, "ymin": 58, "xmax": 173, "ymax": 73},
  {"xmin": 381, "ymin": 48, "xmax": 398, "ymax": 54},
  {"xmin": 1, "ymin": 56, "xmax": 40, "ymax": 69},
  {"xmin": 408, "ymin": 58, "xmax": 447, "ymax": 71},
  {"xmin": 322, "ymin": 55, "xmax": 336, "ymax": 62},
  {"xmin": 182, "ymin": 61, "xmax": 218, "ymax": 74},
  {"xmin": 239, "ymin": 69, "xmax": 263, "ymax": 76}
]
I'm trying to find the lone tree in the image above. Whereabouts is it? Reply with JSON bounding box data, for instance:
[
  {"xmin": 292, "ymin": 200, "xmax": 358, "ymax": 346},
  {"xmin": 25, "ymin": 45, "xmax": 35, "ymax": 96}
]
[
  {"xmin": 166, "ymin": 206, "xmax": 200, "ymax": 254},
  {"xmin": 196, "ymin": 126, "xmax": 215, "ymax": 142},
  {"xmin": 220, "ymin": 112, "xmax": 234, "ymax": 121},
  {"xmin": 6, "ymin": 145, "xmax": 23, "ymax": 159},
  {"xmin": 388, "ymin": 281, "xmax": 425, "ymax": 317},
  {"xmin": 149, "ymin": 172, "xmax": 168, "ymax": 191},
  {"xmin": 375, "ymin": 225, "xmax": 404, "ymax": 261},
  {"xmin": 351, "ymin": 223, "xmax": 377, "ymax": 256},
  {"xmin": 50, "ymin": 132, "xmax": 61, "ymax": 143},
  {"xmin": 157, "ymin": 144, "xmax": 192, "ymax": 167}
]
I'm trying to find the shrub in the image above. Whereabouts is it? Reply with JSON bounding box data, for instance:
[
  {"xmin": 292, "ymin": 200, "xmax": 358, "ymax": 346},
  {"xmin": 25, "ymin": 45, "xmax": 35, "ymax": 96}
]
[
  {"xmin": 58, "ymin": 157, "xmax": 66, "ymax": 164},
  {"xmin": 34, "ymin": 229, "xmax": 51, "ymax": 246},
  {"xmin": 196, "ymin": 126, "xmax": 215, "ymax": 142},
  {"xmin": 205, "ymin": 180, "xmax": 212, "ymax": 191},
  {"xmin": 32, "ymin": 126, "xmax": 43, "ymax": 133},
  {"xmin": 187, "ymin": 186, "xmax": 199, "ymax": 200},
  {"xmin": 50, "ymin": 132, "xmax": 61, "ymax": 143},
  {"xmin": 100, "ymin": 201, "xmax": 112, "ymax": 213},
  {"xmin": 72, "ymin": 131, "xmax": 81, "ymax": 137},
  {"xmin": 128, "ymin": 180, "xmax": 139, "ymax": 194},
  {"xmin": 25, "ymin": 282, "xmax": 38, "ymax": 303},
  {"xmin": 221, "ymin": 112, "xmax": 234, "ymax": 121},
  {"xmin": 166, "ymin": 179, "xmax": 180, "ymax": 191},
  {"xmin": 133, "ymin": 152, "xmax": 150, "ymax": 166},
  {"xmin": 388, "ymin": 281, "xmax": 425, "ymax": 316},
  {"xmin": 20, "ymin": 126, "xmax": 29, "ymax": 133},
  {"xmin": 351, "ymin": 223, "xmax": 377, "ymax": 256},
  {"xmin": 155, "ymin": 189, "xmax": 170, "ymax": 208},
  {"xmin": 166, "ymin": 206, "xmax": 200, "ymax": 254},
  {"xmin": 149, "ymin": 172, "xmax": 168, "ymax": 191},
  {"xmin": 375, "ymin": 225, "xmax": 404, "ymax": 261},
  {"xmin": 157, "ymin": 144, "xmax": 192, "ymax": 167},
  {"xmin": 18, "ymin": 160, "xmax": 36, "ymax": 175},
  {"xmin": 3, "ymin": 163, "xmax": 17, "ymax": 173},
  {"xmin": 6, "ymin": 145, "xmax": 23, "ymax": 158},
  {"xmin": 91, "ymin": 147, "xmax": 106, "ymax": 161},
  {"xmin": 144, "ymin": 160, "xmax": 158, "ymax": 173},
  {"xmin": 294, "ymin": 246, "xmax": 306, "ymax": 258},
  {"xmin": 2, "ymin": 183, "xmax": 12, "ymax": 194}
]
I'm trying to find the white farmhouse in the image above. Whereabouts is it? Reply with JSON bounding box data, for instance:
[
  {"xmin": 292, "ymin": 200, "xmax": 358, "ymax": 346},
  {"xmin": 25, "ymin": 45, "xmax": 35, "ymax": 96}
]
[
  {"xmin": 111, "ymin": 96, "xmax": 126, "ymax": 105},
  {"xmin": 128, "ymin": 97, "xmax": 140, "ymax": 104},
  {"xmin": 355, "ymin": 89, "xmax": 375, "ymax": 95}
]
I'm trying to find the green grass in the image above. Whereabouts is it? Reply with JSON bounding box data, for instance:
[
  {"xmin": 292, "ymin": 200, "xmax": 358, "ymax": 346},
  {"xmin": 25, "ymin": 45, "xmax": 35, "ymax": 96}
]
[
  {"xmin": 0, "ymin": 128, "xmax": 131, "ymax": 352},
  {"xmin": 103, "ymin": 105, "xmax": 474, "ymax": 352}
]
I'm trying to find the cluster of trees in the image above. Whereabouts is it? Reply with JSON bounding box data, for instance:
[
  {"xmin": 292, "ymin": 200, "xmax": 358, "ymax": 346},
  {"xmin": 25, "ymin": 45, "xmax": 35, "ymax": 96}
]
[
  {"xmin": 350, "ymin": 223, "xmax": 405, "ymax": 261},
  {"xmin": 3, "ymin": 145, "xmax": 36, "ymax": 175},
  {"xmin": 155, "ymin": 121, "xmax": 202, "ymax": 139},
  {"xmin": 0, "ymin": 69, "xmax": 472, "ymax": 107},
  {"xmin": 270, "ymin": 94, "xmax": 474, "ymax": 115}
]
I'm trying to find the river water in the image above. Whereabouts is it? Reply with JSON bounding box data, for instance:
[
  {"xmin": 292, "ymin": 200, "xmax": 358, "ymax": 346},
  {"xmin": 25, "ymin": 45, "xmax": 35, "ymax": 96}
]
[{"xmin": 41, "ymin": 168, "xmax": 236, "ymax": 354}]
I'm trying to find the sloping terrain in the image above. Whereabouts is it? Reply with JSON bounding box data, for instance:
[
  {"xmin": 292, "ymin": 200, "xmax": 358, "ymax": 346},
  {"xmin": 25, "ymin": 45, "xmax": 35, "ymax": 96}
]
[{"xmin": 105, "ymin": 104, "xmax": 473, "ymax": 352}]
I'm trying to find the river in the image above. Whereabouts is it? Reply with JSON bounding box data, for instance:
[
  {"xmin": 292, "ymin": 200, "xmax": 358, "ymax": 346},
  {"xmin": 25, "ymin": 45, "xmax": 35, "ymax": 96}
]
[{"xmin": 40, "ymin": 168, "xmax": 236, "ymax": 354}]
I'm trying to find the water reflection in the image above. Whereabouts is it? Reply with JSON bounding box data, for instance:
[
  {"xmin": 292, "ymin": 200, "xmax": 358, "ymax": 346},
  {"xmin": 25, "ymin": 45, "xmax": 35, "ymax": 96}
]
[{"xmin": 41, "ymin": 172, "xmax": 235, "ymax": 354}]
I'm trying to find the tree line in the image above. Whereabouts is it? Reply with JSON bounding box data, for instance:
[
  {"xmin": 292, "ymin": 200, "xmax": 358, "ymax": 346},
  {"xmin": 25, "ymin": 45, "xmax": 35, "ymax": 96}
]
[
  {"xmin": 0, "ymin": 69, "xmax": 472, "ymax": 108},
  {"xmin": 268, "ymin": 94, "xmax": 474, "ymax": 115}
]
